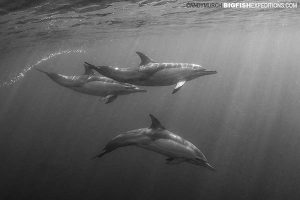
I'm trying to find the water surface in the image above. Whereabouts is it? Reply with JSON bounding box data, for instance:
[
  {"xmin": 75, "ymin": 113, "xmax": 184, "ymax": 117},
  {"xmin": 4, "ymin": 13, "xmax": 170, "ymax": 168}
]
[{"xmin": 0, "ymin": 1, "xmax": 300, "ymax": 200}]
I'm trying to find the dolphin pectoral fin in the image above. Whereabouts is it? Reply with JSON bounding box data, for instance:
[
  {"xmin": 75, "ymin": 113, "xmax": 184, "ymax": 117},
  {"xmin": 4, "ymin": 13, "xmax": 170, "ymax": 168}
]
[
  {"xmin": 166, "ymin": 157, "xmax": 185, "ymax": 165},
  {"xmin": 172, "ymin": 80, "xmax": 186, "ymax": 94},
  {"xmin": 136, "ymin": 52, "xmax": 155, "ymax": 66},
  {"xmin": 102, "ymin": 95, "xmax": 118, "ymax": 104},
  {"xmin": 205, "ymin": 162, "xmax": 216, "ymax": 171}
]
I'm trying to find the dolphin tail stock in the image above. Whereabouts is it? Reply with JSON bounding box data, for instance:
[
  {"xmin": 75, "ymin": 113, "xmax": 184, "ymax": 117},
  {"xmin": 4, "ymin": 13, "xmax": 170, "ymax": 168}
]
[
  {"xmin": 36, "ymin": 67, "xmax": 86, "ymax": 87},
  {"xmin": 35, "ymin": 67, "xmax": 58, "ymax": 80},
  {"xmin": 166, "ymin": 157, "xmax": 185, "ymax": 165},
  {"xmin": 92, "ymin": 149, "xmax": 109, "ymax": 159},
  {"xmin": 93, "ymin": 135, "xmax": 136, "ymax": 159}
]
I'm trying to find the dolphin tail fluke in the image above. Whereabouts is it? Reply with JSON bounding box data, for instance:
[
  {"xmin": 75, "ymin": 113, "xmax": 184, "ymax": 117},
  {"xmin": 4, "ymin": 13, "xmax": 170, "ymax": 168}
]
[
  {"xmin": 35, "ymin": 67, "xmax": 50, "ymax": 75},
  {"xmin": 84, "ymin": 62, "xmax": 96, "ymax": 69},
  {"xmin": 84, "ymin": 62, "xmax": 104, "ymax": 73},
  {"xmin": 84, "ymin": 62, "xmax": 106, "ymax": 70},
  {"xmin": 94, "ymin": 150, "xmax": 108, "ymax": 158},
  {"xmin": 92, "ymin": 150, "xmax": 109, "ymax": 159},
  {"xmin": 84, "ymin": 62, "xmax": 110, "ymax": 75},
  {"xmin": 83, "ymin": 62, "xmax": 96, "ymax": 75}
]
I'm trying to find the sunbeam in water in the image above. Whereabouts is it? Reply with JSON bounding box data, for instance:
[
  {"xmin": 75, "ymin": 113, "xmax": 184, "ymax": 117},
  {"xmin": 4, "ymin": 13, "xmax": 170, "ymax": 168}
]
[{"xmin": 1, "ymin": 1, "xmax": 300, "ymax": 200}]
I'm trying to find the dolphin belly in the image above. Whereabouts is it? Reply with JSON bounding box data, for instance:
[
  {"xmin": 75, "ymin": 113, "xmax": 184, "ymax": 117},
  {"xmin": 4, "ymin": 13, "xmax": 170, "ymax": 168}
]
[
  {"xmin": 138, "ymin": 68, "xmax": 192, "ymax": 86},
  {"xmin": 141, "ymin": 138, "xmax": 197, "ymax": 159},
  {"xmin": 72, "ymin": 81, "xmax": 130, "ymax": 96}
]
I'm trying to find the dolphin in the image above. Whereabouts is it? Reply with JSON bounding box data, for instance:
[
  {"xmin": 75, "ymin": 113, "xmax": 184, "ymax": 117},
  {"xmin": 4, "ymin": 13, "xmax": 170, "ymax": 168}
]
[
  {"xmin": 85, "ymin": 52, "xmax": 217, "ymax": 94},
  {"xmin": 95, "ymin": 114, "xmax": 215, "ymax": 171},
  {"xmin": 36, "ymin": 63, "xmax": 146, "ymax": 104}
]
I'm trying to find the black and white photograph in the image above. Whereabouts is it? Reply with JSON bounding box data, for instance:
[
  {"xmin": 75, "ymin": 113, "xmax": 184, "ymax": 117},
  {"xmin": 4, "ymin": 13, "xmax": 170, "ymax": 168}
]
[{"xmin": 0, "ymin": 0, "xmax": 299, "ymax": 200}]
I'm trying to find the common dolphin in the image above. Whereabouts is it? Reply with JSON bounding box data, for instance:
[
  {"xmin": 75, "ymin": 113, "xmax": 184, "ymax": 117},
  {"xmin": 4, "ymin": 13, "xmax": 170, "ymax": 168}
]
[
  {"xmin": 36, "ymin": 63, "xmax": 146, "ymax": 104},
  {"xmin": 95, "ymin": 114, "xmax": 215, "ymax": 171},
  {"xmin": 85, "ymin": 52, "xmax": 217, "ymax": 94}
]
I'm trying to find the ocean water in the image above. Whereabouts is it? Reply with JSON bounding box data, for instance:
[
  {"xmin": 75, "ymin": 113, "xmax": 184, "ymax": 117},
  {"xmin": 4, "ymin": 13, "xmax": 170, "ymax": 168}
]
[{"xmin": 1, "ymin": 0, "xmax": 300, "ymax": 199}]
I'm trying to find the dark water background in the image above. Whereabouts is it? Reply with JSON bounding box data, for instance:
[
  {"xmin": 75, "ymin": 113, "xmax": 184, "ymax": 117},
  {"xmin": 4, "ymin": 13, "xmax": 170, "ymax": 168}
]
[{"xmin": 1, "ymin": 0, "xmax": 300, "ymax": 199}]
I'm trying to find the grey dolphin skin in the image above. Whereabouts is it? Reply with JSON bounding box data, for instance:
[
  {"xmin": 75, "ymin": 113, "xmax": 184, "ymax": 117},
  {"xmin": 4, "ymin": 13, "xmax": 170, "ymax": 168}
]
[
  {"xmin": 95, "ymin": 114, "xmax": 215, "ymax": 171},
  {"xmin": 36, "ymin": 63, "xmax": 146, "ymax": 104},
  {"xmin": 85, "ymin": 52, "xmax": 217, "ymax": 94}
]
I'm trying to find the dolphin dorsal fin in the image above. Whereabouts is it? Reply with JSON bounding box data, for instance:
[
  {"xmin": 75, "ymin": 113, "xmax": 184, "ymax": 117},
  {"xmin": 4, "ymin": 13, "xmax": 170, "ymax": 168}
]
[
  {"xmin": 136, "ymin": 52, "xmax": 154, "ymax": 66},
  {"xmin": 149, "ymin": 114, "xmax": 165, "ymax": 129},
  {"xmin": 84, "ymin": 63, "xmax": 96, "ymax": 76}
]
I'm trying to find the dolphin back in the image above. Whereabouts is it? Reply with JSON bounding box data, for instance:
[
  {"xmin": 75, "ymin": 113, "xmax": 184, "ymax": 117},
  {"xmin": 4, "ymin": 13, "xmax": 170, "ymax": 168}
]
[{"xmin": 36, "ymin": 68, "xmax": 86, "ymax": 87}]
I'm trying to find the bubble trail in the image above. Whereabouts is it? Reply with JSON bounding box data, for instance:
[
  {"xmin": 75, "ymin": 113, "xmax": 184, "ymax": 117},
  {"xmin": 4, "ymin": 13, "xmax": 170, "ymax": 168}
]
[{"xmin": 0, "ymin": 49, "xmax": 87, "ymax": 88}]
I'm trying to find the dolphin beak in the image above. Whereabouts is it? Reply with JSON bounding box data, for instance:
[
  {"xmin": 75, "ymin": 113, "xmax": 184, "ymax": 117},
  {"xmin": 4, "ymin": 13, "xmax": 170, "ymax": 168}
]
[
  {"xmin": 137, "ymin": 88, "xmax": 147, "ymax": 93},
  {"xmin": 203, "ymin": 69, "xmax": 217, "ymax": 75}
]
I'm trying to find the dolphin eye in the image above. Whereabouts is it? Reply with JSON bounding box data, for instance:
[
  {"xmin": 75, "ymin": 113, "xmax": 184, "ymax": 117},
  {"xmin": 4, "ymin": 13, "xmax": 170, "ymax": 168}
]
[{"xmin": 193, "ymin": 65, "xmax": 204, "ymax": 70}]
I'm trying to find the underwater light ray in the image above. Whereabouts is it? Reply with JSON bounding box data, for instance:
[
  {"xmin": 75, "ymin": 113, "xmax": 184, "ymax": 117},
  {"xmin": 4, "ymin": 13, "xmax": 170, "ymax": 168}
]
[{"xmin": 0, "ymin": 49, "xmax": 87, "ymax": 88}]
